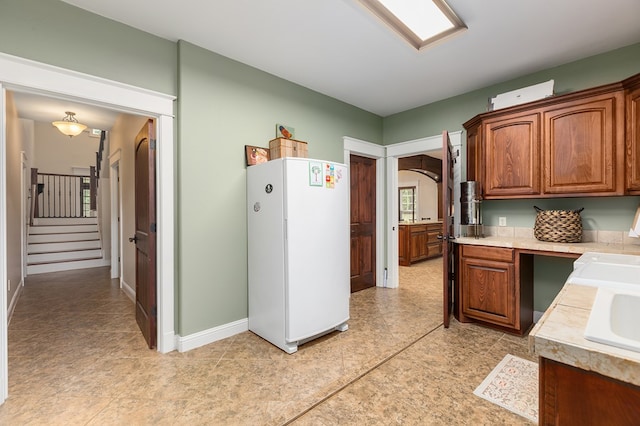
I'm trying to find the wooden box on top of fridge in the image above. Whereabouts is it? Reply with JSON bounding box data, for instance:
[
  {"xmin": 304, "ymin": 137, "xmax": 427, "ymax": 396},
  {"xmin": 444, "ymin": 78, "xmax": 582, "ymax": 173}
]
[{"xmin": 269, "ymin": 138, "xmax": 308, "ymax": 159}]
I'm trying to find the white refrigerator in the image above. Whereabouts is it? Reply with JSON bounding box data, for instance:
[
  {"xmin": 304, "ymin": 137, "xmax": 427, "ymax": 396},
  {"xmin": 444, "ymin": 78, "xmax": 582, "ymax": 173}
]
[{"xmin": 247, "ymin": 157, "xmax": 350, "ymax": 354}]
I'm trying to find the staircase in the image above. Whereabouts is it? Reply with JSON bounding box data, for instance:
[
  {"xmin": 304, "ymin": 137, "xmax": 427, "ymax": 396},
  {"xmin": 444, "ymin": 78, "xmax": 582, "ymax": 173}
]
[{"xmin": 27, "ymin": 217, "xmax": 106, "ymax": 275}]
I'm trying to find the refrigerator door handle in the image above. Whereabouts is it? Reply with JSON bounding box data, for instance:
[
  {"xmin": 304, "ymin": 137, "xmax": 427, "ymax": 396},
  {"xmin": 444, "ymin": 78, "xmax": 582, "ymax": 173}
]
[{"xmin": 283, "ymin": 218, "xmax": 287, "ymax": 241}]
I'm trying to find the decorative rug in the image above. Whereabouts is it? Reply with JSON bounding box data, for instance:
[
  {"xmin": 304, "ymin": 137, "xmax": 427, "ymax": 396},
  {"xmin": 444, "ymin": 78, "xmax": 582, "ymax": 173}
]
[{"xmin": 473, "ymin": 354, "xmax": 539, "ymax": 423}]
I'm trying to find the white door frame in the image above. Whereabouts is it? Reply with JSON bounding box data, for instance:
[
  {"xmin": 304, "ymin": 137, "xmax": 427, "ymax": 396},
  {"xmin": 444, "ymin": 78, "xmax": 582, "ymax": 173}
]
[
  {"xmin": 343, "ymin": 137, "xmax": 386, "ymax": 288},
  {"xmin": 0, "ymin": 84, "xmax": 7, "ymax": 403},
  {"xmin": 109, "ymin": 149, "xmax": 122, "ymax": 281},
  {"xmin": 0, "ymin": 53, "xmax": 177, "ymax": 403},
  {"xmin": 20, "ymin": 151, "xmax": 28, "ymax": 282},
  {"xmin": 386, "ymin": 132, "xmax": 462, "ymax": 288}
]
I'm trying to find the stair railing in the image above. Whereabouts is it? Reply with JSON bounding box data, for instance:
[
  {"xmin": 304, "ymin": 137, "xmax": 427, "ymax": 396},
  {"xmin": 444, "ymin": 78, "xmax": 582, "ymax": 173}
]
[{"xmin": 31, "ymin": 169, "xmax": 93, "ymax": 219}]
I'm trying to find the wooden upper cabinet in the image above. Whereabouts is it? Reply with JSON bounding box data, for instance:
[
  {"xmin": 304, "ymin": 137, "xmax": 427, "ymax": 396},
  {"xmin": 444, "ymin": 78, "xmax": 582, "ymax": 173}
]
[
  {"xmin": 484, "ymin": 112, "xmax": 540, "ymax": 197},
  {"xmin": 626, "ymin": 75, "xmax": 640, "ymax": 194},
  {"xmin": 542, "ymin": 92, "xmax": 624, "ymax": 195},
  {"xmin": 464, "ymin": 74, "xmax": 638, "ymax": 199}
]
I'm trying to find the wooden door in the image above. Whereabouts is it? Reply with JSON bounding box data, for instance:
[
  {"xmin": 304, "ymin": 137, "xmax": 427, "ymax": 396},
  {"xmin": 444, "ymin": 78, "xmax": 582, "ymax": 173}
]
[
  {"xmin": 442, "ymin": 131, "xmax": 455, "ymax": 328},
  {"xmin": 350, "ymin": 154, "xmax": 376, "ymax": 293},
  {"xmin": 133, "ymin": 120, "xmax": 157, "ymax": 348}
]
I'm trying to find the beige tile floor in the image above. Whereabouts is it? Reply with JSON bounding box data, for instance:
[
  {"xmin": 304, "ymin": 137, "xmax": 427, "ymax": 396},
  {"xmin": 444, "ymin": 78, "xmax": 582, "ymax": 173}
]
[{"xmin": 1, "ymin": 260, "xmax": 536, "ymax": 425}]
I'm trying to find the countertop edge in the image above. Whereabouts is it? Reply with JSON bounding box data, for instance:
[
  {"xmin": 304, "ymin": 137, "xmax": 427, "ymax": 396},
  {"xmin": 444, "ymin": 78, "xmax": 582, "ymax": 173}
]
[{"xmin": 456, "ymin": 236, "xmax": 640, "ymax": 256}]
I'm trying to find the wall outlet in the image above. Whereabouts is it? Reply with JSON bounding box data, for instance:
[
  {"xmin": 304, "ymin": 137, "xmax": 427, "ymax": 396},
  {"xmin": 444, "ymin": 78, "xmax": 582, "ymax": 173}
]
[{"xmin": 498, "ymin": 217, "xmax": 507, "ymax": 227}]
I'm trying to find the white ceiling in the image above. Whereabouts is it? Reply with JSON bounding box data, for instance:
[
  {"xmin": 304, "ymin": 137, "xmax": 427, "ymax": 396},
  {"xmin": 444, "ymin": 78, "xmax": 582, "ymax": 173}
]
[
  {"xmin": 12, "ymin": 91, "xmax": 121, "ymax": 131},
  {"xmin": 13, "ymin": 0, "xmax": 640, "ymax": 128}
]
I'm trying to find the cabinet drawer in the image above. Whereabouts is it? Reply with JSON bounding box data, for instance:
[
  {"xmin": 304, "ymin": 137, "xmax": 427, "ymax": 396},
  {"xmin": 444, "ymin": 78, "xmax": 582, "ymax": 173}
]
[
  {"xmin": 461, "ymin": 245, "xmax": 514, "ymax": 262},
  {"xmin": 427, "ymin": 244, "xmax": 442, "ymax": 258},
  {"xmin": 410, "ymin": 224, "xmax": 427, "ymax": 233},
  {"xmin": 426, "ymin": 230, "xmax": 441, "ymax": 243}
]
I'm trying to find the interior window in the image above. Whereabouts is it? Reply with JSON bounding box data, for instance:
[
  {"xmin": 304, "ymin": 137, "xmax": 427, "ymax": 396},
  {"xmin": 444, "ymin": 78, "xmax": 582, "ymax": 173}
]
[{"xmin": 399, "ymin": 186, "xmax": 417, "ymax": 222}]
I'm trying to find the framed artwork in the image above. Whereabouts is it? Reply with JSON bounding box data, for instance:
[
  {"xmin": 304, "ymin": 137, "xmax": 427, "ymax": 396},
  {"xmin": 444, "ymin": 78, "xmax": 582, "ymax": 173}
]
[
  {"xmin": 309, "ymin": 161, "xmax": 323, "ymax": 186},
  {"xmin": 245, "ymin": 145, "xmax": 270, "ymax": 166}
]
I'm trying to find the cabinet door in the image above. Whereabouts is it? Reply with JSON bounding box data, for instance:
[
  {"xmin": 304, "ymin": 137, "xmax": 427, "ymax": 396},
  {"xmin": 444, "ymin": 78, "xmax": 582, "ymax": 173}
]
[
  {"xmin": 626, "ymin": 86, "xmax": 640, "ymax": 193},
  {"xmin": 543, "ymin": 92, "xmax": 624, "ymax": 195},
  {"xmin": 540, "ymin": 358, "xmax": 640, "ymax": 425},
  {"xmin": 483, "ymin": 112, "xmax": 541, "ymax": 197},
  {"xmin": 409, "ymin": 227, "xmax": 427, "ymax": 262},
  {"xmin": 466, "ymin": 123, "xmax": 482, "ymax": 184},
  {"xmin": 461, "ymin": 257, "xmax": 516, "ymax": 328},
  {"xmin": 398, "ymin": 225, "xmax": 409, "ymax": 266}
]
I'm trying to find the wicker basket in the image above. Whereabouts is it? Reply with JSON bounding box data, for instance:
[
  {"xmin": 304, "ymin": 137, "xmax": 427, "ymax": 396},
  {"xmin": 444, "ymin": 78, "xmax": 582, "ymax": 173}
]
[{"xmin": 533, "ymin": 206, "xmax": 584, "ymax": 243}]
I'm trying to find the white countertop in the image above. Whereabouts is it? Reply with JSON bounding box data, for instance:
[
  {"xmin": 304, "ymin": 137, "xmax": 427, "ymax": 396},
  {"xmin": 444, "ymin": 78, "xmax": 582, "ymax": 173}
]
[{"xmin": 529, "ymin": 283, "xmax": 640, "ymax": 386}]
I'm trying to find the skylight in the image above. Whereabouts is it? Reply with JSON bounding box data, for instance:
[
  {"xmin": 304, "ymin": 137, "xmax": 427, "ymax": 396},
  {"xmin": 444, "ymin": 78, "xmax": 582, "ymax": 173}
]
[{"xmin": 358, "ymin": 0, "xmax": 466, "ymax": 50}]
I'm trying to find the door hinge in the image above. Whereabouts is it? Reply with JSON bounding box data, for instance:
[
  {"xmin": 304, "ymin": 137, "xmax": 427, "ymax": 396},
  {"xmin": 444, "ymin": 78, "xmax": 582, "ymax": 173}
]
[
  {"xmin": 449, "ymin": 272, "xmax": 455, "ymax": 281},
  {"xmin": 150, "ymin": 139, "xmax": 157, "ymax": 150},
  {"xmin": 150, "ymin": 223, "xmax": 157, "ymax": 233},
  {"xmin": 151, "ymin": 305, "xmax": 157, "ymax": 318}
]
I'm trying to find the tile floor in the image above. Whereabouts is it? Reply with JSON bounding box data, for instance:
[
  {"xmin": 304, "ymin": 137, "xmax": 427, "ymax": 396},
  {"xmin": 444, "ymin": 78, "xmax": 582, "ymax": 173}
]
[{"xmin": 1, "ymin": 259, "xmax": 536, "ymax": 425}]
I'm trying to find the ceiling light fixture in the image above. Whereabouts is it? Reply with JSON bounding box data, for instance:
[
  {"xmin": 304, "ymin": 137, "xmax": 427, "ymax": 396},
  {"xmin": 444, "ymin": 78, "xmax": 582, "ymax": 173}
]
[
  {"xmin": 52, "ymin": 111, "xmax": 87, "ymax": 137},
  {"xmin": 358, "ymin": 0, "xmax": 466, "ymax": 50}
]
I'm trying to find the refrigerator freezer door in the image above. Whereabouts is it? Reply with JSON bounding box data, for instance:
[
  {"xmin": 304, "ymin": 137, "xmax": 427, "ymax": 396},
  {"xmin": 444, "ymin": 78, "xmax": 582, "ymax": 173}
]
[
  {"xmin": 247, "ymin": 160, "xmax": 289, "ymax": 350},
  {"xmin": 283, "ymin": 158, "xmax": 350, "ymax": 342}
]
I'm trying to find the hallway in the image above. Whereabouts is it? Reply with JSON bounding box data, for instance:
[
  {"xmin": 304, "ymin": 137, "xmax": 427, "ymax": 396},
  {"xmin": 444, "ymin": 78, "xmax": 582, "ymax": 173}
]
[{"xmin": 2, "ymin": 261, "xmax": 534, "ymax": 424}]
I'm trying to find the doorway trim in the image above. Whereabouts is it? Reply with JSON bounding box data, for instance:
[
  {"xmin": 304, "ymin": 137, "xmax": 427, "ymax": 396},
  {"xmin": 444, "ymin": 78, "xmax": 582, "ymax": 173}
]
[
  {"xmin": 20, "ymin": 151, "xmax": 28, "ymax": 284},
  {"xmin": 343, "ymin": 136, "xmax": 386, "ymax": 287},
  {"xmin": 0, "ymin": 53, "xmax": 177, "ymax": 403},
  {"xmin": 109, "ymin": 149, "xmax": 122, "ymax": 282},
  {"xmin": 385, "ymin": 131, "xmax": 462, "ymax": 288}
]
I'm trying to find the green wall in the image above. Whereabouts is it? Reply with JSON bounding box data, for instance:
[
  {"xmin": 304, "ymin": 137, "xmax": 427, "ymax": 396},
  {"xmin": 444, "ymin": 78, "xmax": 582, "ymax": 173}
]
[
  {"xmin": 0, "ymin": 0, "xmax": 177, "ymax": 95},
  {"xmin": 383, "ymin": 42, "xmax": 640, "ymax": 144},
  {"xmin": 176, "ymin": 41, "xmax": 381, "ymax": 335},
  {"xmin": 384, "ymin": 42, "xmax": 640, "ymax": 311}
]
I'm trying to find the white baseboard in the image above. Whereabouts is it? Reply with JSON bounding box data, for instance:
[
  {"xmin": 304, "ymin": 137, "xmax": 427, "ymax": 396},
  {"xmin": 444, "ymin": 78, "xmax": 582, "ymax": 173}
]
[
  {"xmin": 533, "ymin": 310, "xmax": 544, "ymax": 323},
  {"xmin": 7, "ymin": 279, "xmax": 23, "ymax": 324},
  {"xmin": 121, "ymin": 279, "xmax": 135, "ymax": 302},
  {"xmin": 177, "ymin": 318, "xmax": 248, "ymax": 352}
]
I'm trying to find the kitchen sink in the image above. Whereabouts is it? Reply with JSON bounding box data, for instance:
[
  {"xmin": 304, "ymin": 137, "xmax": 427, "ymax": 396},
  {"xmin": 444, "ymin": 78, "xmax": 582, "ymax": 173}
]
[
  {"xmin": 584, "ymin": 288, "xmax": 640, "ymax": 353},
  {"xmin": 567, "ymin": 252, "xmax": 640, "ymax": 292}
]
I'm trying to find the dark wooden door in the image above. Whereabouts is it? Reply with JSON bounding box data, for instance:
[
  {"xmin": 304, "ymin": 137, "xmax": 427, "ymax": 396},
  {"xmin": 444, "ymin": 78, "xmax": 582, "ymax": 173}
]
[
  {"xmin": 442, "ymin": 131, "xmax": 455, "ymax": 328},
  {"xmin": 133, "ymin": 120, "xmax": 157, "ymax": 348},
  {"xmin": 350, "ymin": 154, "xmax": 376, "ymax": 293}
]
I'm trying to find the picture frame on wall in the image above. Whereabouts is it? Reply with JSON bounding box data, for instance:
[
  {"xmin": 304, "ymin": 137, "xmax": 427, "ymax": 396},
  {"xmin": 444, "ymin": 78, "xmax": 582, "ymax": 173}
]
[
  {"xmin": 245, "ymin": 145, "xmax": 270, "ymax": 166},
  {"xmin": 276, "ymin": 123, "xmax": 295, "ymax": 139}
]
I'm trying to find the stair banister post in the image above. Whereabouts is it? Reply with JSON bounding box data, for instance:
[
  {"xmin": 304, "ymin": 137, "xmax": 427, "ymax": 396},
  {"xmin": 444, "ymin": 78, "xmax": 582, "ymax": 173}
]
[{"xmin": 30, "ymin": 168, "xmax": 38, "ymax": 226}]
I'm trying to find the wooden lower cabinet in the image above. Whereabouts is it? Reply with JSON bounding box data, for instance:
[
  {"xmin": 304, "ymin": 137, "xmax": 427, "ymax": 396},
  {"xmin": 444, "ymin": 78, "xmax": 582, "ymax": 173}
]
[
  {"xmin": 539, "ymin": 357, "xmax": 640, "ymax": 425},
  {"xmin": 456, "ymin": 245, "xmax": 533, "ymax": 334},
  {"xmin": 399, "ymin": 223, "xmax": 442, "ymax": 266},
  {"xmin": 425, "ymin": 223, "xmax": 443, "ymax": 258}
]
